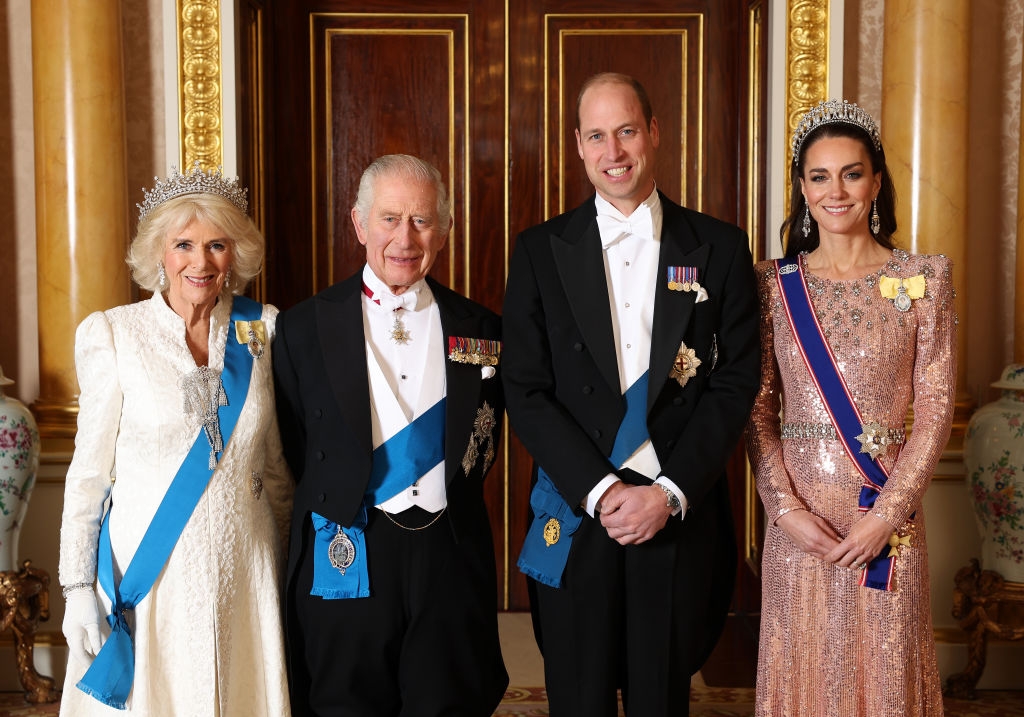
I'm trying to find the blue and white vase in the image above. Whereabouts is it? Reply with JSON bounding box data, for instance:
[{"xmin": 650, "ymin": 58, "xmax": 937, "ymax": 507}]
[
  {"xmin": 0, "ymin": 365, "xmax": 40, "ymax": 573},
  {"xmin": 964, "ymin": 364, "xmax": 1024, "ymax": 583}
]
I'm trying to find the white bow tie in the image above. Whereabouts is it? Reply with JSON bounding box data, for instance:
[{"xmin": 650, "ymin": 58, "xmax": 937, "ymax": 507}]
[
  {"xmin": 596, "ymin": 204, "xmax": 654, "ymax": 248},
  {"xmin": 366, "ymin": 284, "xmax": 418, "ymax": 312}
]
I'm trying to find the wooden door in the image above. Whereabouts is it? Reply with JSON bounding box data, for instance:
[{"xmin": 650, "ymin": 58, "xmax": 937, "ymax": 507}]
[{"xmin": 256, "ymin": 0, "xmax": 766, "ymax": 613}]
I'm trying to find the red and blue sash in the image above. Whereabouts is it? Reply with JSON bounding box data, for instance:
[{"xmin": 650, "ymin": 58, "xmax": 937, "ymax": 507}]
[{"xmin": 775, "ymin": 258, "xmax": 899, "ymax": 591}]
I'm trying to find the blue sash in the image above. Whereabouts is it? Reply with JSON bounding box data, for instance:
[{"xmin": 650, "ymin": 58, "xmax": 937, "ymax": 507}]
[
  {"xmin": 77, "ymin": 296, "xmax": 262, "ymax": 709},
  {"xmin": 775, "ymin": 258, "xmax": 899, "ymax": 590},
  {"xmin": 310, "ymin": 398, "xmax": 446, "ymax": 599},
  {"xmin": 518, "ymin": 372, "xmax": 650, "ymax": 588}
]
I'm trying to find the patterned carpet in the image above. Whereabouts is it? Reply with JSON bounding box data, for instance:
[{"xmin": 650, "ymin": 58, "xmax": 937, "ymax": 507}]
[
  {"xmin": 2, "ymin": 687, "xmax": 1022, "ymax": 716},
  {"xmin": 494, "ymin": 686, "xmax": 1024, "ymax": 716}
]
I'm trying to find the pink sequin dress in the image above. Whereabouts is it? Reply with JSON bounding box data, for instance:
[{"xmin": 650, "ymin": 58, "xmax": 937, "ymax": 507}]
[{"xmin": 747, "ymin": 249, "xmax": 955, "ymax": 716}]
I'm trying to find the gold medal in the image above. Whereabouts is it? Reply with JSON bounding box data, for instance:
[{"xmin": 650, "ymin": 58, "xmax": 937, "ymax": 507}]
[{"xmin": 543, "ymin": 517, "xmax": 561, "ymax": 546}]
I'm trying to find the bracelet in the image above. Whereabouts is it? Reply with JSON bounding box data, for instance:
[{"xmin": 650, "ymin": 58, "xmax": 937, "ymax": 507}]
[{"xmin": 61, "ymin": 582, "xmax": 93, "ymax": 598}]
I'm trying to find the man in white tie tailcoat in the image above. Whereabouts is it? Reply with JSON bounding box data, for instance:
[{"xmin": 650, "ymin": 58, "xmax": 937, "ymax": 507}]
[
  {"xmin": 274, "ymin": 154, "xmax": 508, "ymax": 716},
  {"xmin": 502, "ymin": 73, "xmax": 760, "ymax": 717}
]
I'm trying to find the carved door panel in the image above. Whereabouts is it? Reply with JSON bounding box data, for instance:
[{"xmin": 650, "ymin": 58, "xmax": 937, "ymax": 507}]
[{"xmin": 259, "ymin": 0, "xmax": 765, "ymax": 612}]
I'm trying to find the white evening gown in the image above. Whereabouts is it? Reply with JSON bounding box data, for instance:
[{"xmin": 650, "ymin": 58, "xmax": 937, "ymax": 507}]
[{"xmin": 58, "ymin": 292, "xmax": 293, "ymax": 716}]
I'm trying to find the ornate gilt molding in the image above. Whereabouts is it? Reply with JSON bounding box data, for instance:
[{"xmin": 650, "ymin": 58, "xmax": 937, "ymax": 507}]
[
  {"xmin": 177, "ymin": 0, "xmax": 223, "ymax": 169},
  {"xmin": 786, "ymin": 0, "xmax": 829, "ymax": 154}
]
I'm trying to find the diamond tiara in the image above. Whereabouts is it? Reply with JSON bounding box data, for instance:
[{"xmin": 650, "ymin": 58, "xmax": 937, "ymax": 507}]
[
  {"xmin": 791, "ymin": 99, "xmax": 882, "ymax": 164},
  {"xmin": 137, "ymin": 162, "xmax": 249, "ymax": 222}
]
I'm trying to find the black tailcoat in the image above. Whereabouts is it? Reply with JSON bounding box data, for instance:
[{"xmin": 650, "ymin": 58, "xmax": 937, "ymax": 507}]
[
  {"xmin": 502, "ymin": 193, "xmax": 760, "ymax": 716},
  {"xmin": 274, "ymin": 271, "xmax": 507, "ymax": 716}
]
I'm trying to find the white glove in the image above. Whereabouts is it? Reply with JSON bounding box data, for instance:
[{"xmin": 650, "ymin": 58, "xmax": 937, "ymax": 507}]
[{"xmin": 62, "ymin": 587, "xmax": 104, "ymax": 665}]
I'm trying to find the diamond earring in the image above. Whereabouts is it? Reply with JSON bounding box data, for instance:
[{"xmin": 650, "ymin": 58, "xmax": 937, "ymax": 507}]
[
  {"xmin": 158, "ymin": 262, "xmax": 166, "ymax": 288},
  {"xmin": 224, "ymin": 268, "xmax": 232, "ymax": 290},
  {"xmin": 802, "ymin": 202, "xmax": 811, "ymax": 238},
  {"xmin": 870, "ymin": 199, "xmax": 880, "ymax": 235}
]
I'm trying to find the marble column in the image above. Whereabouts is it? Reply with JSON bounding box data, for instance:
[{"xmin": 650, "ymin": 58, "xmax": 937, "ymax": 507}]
[
  {"xmin": 881, "ymin": 0, "xmax": 973, "ymax": 443},
  {"xmin": 31, "ymin": 0, "xmax": 130, "ymax": 439}
]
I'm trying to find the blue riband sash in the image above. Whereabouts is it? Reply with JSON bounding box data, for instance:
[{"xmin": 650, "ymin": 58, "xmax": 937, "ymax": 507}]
[
  {"xmin": 775, "ymin": 258, "xmax": 900, "ymax": 591},
  {"xmin": 518, "ymin": 372, "xmax": 650, "ymax": 588},
  {"xmin": 311, "ymin": 398, "xmax": 446, "ymax": 599},
  {"xmin": 78, "ymin": 296, "xmax": 262, "ymax": 709}
]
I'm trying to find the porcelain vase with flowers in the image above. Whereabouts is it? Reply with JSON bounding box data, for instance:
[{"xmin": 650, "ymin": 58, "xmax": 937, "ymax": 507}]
[
  {"xmin": 964, "ymin": 364, "xmax": 1024, "ymax": 583},
  {"xmin": 0, "ymin": 365, "xmax": 40, "ymax": 573}
]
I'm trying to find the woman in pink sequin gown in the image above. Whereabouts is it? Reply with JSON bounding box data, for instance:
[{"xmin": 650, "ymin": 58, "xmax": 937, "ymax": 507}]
[{"xmin": 747, "ymin": 101, "xmax": 955, "ymax": 716}]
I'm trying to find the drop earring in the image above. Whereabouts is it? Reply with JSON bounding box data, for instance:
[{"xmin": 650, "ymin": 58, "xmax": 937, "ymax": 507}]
[
  {"xmin": 224, "ymin": 268, "xmax": 232, "ymax": 290},
  {"xmin": 870, "ymin": 199, "xmax": 880, "ymax": 235},
  {"xmin": 158, "ymin": 262, "xmax": 166, "ymax": 289},
  {"xmin": 802, "ymin": 202, "xmax": 811, "ymax": 238}
]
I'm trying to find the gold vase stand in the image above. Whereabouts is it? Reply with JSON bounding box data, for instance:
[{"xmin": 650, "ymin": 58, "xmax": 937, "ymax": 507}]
[
  {"xmin": 945, "ymin": 558, "xmax": 1024, "ymax": 700},
  {"xmin": 0, "ymin": 560, "xmax": 59, "ymax": 703}
]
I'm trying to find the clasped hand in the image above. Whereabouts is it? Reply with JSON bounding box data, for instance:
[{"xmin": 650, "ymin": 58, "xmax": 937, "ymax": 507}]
[
  {"xmin": 776, "ymin": 509, "xmax": 893, "ymax": 569},
  {"xmin": 597, "ymin": 482, "xmax": 671, "ymax": 545},
  {"xmin": 62, "ymin": 588, "xmax": 105, "ymax": 665}
]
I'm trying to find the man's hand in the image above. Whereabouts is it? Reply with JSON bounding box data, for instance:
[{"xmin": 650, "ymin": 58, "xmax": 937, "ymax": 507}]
[{"xmin": 598, "ymin": 483, "xmax": 671, "ymax": 545}]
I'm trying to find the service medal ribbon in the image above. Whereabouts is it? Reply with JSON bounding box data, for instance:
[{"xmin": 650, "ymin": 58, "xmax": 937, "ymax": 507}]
[
  {"xmin": 667, "ymin": 266, "xmax": 699, "ymax": 292},
  {"xmin": 448, "ymin": 336, "xmax": 501, "ymax": 366}
]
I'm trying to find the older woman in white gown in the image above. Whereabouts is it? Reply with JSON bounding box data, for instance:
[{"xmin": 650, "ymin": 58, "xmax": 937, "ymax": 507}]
[{"xmin": 58, "ymin": 164, "xmax": 292, "ymax": 716}]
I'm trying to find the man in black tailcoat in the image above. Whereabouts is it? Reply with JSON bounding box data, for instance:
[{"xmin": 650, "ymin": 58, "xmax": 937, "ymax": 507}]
[
  {"xmin": 503, "ymin": 73, "xmax": 760, "ymax": 717},
  {"xmin": 274, "ymin": 154, "xmax": 507, "ymax": 716}
]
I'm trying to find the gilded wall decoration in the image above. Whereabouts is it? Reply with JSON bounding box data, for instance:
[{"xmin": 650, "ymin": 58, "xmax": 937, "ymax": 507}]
[
  {"xmin": 786, "ymin": 0, "xmax": 829, "ymax": 152},
  {"xmin": 178, "ymin": 0, "xmax": 223, "ymax": 169}
]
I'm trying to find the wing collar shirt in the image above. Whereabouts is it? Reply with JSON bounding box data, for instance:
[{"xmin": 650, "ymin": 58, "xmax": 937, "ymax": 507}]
[
  {"xmin": 585, "ymin": 189, "xmax": 687, "ymax": 518},
  {"xmin": 361, "ymin": 265, "xmax": 447, "ymax": 513}
]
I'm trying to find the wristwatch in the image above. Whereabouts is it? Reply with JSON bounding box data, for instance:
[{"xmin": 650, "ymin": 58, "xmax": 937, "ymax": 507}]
[{"xmin": 655, "ymin": 482, "xmax": 681, "ymax": 512}]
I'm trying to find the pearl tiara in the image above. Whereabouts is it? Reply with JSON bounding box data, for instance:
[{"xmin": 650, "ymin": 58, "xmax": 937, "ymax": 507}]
[
  {"xmin": 137, "ymin": 162, "xmax": 249, "ymax": 222},
  {"xmin": 791, "ymin": 99, "xmax": 882, "ymax": 164}
]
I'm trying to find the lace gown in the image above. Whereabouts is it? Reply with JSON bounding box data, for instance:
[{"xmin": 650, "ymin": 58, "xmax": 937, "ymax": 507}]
[
  {"xmin": 58, "ymin": 292, "xmax": 293, "ymax": 716},
  {"xmin": 746, "ymin": 250, "xmax": 955, "ymax": 716}
]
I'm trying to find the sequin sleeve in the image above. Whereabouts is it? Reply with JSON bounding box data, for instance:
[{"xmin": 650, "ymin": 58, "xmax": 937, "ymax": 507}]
[
  {"xmin": 746, "ymin": 262, "xmax": 808, "ymax": 522},
  {"xmin": 58, "ymin": 311, "xmax": 122, "ymax": 587},
  {"xmin": 872, "ymin": 255, "xmax": 956, "ymax": 528}
]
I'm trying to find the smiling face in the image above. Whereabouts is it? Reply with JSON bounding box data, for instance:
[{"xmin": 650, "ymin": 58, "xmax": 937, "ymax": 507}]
[
  {"xmin": 575, "ymin": 80, "xmax": 660, "ymax": 215},
  {"xmin": 800, "ymin": 135, "xmax": 881, "ymax": 243},
  {"xmin": 162, "ymin": 218, "xmax": 233, "ymax": 315},
  {"xmin": 352, "ymin": 172, "xmax": 451, "ymax": 295}
]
